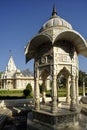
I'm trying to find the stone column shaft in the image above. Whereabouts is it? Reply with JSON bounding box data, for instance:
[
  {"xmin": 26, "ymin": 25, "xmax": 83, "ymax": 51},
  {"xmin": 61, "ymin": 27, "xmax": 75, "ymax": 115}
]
[
  {"xmin": 51, "ymin": 75, "xmax": 58, "ymax": 113},
  {"xmin": 83, "ymin": 80, "xmax": 85, "ymax": 97},
  {"xmin": 34, "ymin": 68, "xmax": 40, "ymax": 110},
  {"xmin": 66, "ymin": 77, "xmax": 70, "ymax": 103},
  {"xmin": 76, "ymin": 77, "xmax": 79, "ymax": 104},
  {"xmin": 70, "ymin": 76, "xmax": 76, "ymax": 111},
  {"xmin": 42, "ymin": 80, "xmax": 46, "ymax": 104}
]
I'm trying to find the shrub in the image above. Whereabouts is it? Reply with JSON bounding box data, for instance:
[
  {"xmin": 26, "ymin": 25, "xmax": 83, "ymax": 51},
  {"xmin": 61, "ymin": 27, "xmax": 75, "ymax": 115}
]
[{"xmin": 23, "ymin": 83, "xmax": 32, "ymax": 97}]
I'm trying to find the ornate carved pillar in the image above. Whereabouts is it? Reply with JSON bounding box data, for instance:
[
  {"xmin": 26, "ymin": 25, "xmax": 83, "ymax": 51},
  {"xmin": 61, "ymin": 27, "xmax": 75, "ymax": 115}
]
[
  {"xmin": 57, "ymin": 80, "xmax": 59, "ymax": 102},
  {"xmin": 51, "ymin": 75, "xmax": 58, "ymax": 113},
  {"xmin": 83, "ymin": 80, "xmax": 85, "ymax": 97},
  {"xmin": 76, "ymin": 76, "xmax": 79, "ymax": 104},
  {"xmin": 51, "ymin": 47, "xmax": 58, "ymax": 113},
  {"xmin": 70, "ymin": 76, "xmax": 77, "ymax": 111},
  {"xmin": 42, "ymin": 79, "xmax": 46, "ymax": 104},
  {"xmin": 34, "ymin": 68, "xmax": 40, "ymax": 110},
  {"xmin": 66, "ymin": 76, "xmax": 70, "ymax": 103}
]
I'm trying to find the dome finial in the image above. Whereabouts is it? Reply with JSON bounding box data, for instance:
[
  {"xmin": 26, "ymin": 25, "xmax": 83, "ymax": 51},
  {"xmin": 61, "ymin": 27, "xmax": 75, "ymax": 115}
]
[{"xmin": 52, "ymin": 4, "xmax": 57, "ymax": 16}]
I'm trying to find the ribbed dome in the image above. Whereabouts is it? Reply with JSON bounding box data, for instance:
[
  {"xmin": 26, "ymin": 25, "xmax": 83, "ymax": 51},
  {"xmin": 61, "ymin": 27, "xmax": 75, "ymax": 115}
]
[
  {"xmin": 39, "ymin": 6, "xmax": 72, "ymax": 32},
  {"xmin": 25, "ymin": 5, "xmax": 87, "ymax": 63}
]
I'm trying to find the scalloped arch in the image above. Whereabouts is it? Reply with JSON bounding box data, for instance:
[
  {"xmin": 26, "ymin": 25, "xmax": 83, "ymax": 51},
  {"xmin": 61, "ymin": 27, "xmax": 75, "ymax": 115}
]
[
  {"xmin": 25, "ymin": 33, "xmax": 52, "ymax": 62},
  {"xmin": 54, "ymin": 30, "xmax": 87, "ymax": 56}
]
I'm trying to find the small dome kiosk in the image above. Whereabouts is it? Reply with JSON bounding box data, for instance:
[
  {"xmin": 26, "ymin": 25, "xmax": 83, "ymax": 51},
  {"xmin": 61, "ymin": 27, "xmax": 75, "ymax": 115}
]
[{"xmin": 25, "ymin": 6, "xmax": 87, "ymax": 130}]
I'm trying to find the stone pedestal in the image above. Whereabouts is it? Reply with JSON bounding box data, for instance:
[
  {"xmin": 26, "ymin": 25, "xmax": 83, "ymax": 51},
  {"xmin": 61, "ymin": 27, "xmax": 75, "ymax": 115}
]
[{"xmin": 27, "ymin": 109, "xmax": 79, "ymax": 130}]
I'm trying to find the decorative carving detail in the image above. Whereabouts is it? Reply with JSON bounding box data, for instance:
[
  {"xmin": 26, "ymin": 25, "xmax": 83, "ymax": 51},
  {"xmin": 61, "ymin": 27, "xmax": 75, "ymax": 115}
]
[
  {"xmin": 63, "ymin": 55, "xmax": 67, "ymax": 62},
  {"xmin": 72, "ymin": 66, "xmax": 77, "ymax": 77},
  {"xmin": 41, "ymin": 56, "xmax": 46, "ymax": 64},
  {"xmin": 54, "ymin": 53, "xmax": 72, "ymax": 63},
  {"xmin": 43, "ymin": 28, "xmax": 60, "ymax": 42}
]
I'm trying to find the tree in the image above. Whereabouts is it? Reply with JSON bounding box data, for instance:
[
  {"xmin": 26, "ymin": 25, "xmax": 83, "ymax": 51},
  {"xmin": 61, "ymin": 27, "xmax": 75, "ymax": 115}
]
[
  {"xmin": 79, "ymin": 70, "xmax": 87, "ymax": 87},
  {"xmin": 0, "ymin": 72, "xmax": 3, "ymax": 78}
]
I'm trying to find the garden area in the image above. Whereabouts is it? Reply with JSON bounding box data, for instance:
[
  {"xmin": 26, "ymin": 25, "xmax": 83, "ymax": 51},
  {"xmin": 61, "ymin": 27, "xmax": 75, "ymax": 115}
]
[
  {"xmin": 0, "ymin": 83, "xmax": 33, "ymax": 99},
  {"xmin": 0, "ymin": 86, "xmax": 86, "ymax": 100},
  {"xmin": 0, "ymin": 70, "xmax": 87, "ymax": 99}
]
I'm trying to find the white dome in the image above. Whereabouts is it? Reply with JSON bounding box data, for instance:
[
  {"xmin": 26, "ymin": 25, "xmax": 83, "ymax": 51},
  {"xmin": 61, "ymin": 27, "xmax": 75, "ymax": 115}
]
[{"xmin": 39, "ymin": 6, "xmax": 72, "ymax": 32}]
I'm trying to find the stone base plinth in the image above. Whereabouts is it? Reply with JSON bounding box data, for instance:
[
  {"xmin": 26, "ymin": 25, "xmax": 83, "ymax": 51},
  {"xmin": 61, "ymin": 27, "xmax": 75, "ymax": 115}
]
[{"xmin": 27, "ymin": 109, "xmax": 79, "ymax": 130}]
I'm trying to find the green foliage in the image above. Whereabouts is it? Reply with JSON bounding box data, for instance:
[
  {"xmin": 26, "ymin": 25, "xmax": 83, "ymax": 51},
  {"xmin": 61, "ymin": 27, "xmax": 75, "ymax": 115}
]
[
  {"xmin": 23, "ymin": 83, "xmax": 32, "ymax": 97},
  {"xmin": 46, "ymin": 87, "xmax": 87, "ymax": 97},
  {"xmin": 46, "ymin": 88, "xmax": 66, "ymax": 97},
  {"xmin": 23, "ymin": 89, "xmax": 30, "ymax": 97},
  {"xmin": 79, "ymin": 70, "xmax": 87, "ymax": 87},
  {"xmin": 58, "ymin": 88, "xmax": 66, "ymax": 97},
  {"xmin": 59, "ymin": 76, "xmax": 66, "ymax": 88},
  {"xmin": 0, "ymin": 90, "xmax": 24, "ymax": 99},
  {"xmin": 0, "ymin": 90, "xmax": 23, "ymax": 95},
  {"xmin": 26, "ymin": 83, "xmax": 32, "ymax": 91},
  {"xmin": 0, "ymin": 72, "xmax": 3, "ymax": 78},
  {"xmin": 39, "ymin": 83, "xmax": 46, "ymax": 94}
]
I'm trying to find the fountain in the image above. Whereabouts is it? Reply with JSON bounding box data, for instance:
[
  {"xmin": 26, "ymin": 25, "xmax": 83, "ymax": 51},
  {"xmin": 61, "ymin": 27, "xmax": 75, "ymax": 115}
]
[{"xmin": 25, "ymin": 5, "xmax": 87, "ymax": 130}]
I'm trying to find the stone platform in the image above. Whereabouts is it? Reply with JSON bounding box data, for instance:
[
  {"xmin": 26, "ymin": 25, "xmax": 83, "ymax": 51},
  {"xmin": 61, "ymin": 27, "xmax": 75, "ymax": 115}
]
[{"xmin": 27, "ymin": 105, "xmax": 79, "ymax": 130}]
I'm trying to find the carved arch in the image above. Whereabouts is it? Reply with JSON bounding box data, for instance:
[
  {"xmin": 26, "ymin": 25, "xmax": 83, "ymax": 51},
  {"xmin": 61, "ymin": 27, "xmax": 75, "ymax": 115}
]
[
  {"xmin": 57, "ymin": 67, "xmax": 71, "ymax": 78},
  {"xmin": 40, "ymin": 68, "xmax": 50, "ymax": 80},
  {"xmin": 25, "ymin": 33, "xmax": 52, "ymax": 62},
  {"xmin": 54, "ymin": 30, "xmax": 87, "ymax": 57}
]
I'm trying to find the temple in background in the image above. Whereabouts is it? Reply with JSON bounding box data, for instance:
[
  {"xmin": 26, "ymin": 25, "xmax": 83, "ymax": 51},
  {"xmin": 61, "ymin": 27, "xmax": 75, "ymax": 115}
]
[{"xmin": 0, "ymin": 55, "xmax": 35, "ymax": 90}]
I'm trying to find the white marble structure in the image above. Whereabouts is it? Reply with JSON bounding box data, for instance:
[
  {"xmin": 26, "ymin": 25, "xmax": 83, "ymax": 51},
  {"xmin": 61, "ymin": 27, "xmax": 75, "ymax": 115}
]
[
  {"xmin": 0, "ymin": 55, "xmax": 35, "ymax": 90},
  {"xmin": 25, "ymin": 6, "xmax": 87, "ymax": 113}
]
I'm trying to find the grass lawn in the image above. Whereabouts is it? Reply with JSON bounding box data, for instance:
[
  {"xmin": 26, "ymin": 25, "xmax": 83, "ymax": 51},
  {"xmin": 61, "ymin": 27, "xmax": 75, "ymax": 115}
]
[
  {"xmin": 0, "ymin": 86, "xmax": 87, "ymax": 99},
  {"xmin": 0, "ymin": 90, "xmax": 24, "ymax": 99},
  {"xmin": 46, "ymin": 87, "xmax": 87, "ymax": 97}
]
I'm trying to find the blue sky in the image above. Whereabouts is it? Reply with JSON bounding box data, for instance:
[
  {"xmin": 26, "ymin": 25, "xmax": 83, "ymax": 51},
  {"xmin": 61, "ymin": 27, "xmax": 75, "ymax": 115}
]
[{"xmin": 0, "ymin": 0, "xmax": 87, "ymax": 73}]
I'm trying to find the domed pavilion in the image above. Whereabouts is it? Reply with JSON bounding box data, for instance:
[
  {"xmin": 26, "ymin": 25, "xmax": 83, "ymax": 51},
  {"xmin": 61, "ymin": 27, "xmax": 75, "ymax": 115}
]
[{"xmin": 25, "ymin": 6, "xmax": 87, "ymax": 129}]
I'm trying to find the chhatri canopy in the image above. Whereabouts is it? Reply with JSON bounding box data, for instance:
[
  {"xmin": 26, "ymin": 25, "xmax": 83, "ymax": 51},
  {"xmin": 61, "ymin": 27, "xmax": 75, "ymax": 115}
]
[{"xmin": 25, "ymin": 6, "xmax": 87, "ymax": 62}]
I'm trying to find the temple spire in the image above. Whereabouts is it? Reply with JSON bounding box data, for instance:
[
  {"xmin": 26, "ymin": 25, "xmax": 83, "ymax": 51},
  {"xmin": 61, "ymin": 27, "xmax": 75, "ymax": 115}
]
[
  {"xmin": 52, "ymin": 4, "xmax": 57, "ymax": 16},
  {"xmin": 9, "ymin": 49, "xmax": 12, "ymax": 57}
]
